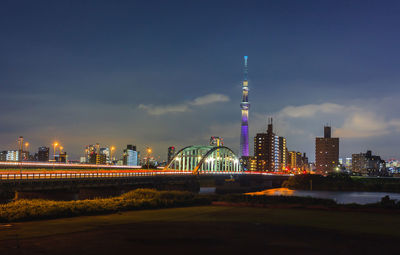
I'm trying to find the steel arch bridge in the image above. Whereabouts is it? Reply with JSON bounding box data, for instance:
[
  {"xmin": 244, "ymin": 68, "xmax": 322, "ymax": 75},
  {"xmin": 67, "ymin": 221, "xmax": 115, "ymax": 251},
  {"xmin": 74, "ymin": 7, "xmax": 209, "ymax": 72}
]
[{"xmin": 164, "ymin": 145, "xmax": 242, "ymax": 174}]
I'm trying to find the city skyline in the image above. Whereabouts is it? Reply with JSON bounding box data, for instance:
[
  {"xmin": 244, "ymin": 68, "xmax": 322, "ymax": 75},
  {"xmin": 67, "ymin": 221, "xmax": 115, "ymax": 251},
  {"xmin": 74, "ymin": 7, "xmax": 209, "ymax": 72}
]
[
  {"xmin": 2, "ymin": 2, "xmax": 400, "ymax": 254},
  {"xmin": 2, "ymin": 1, "xmax": 400, "ymax": 161}
]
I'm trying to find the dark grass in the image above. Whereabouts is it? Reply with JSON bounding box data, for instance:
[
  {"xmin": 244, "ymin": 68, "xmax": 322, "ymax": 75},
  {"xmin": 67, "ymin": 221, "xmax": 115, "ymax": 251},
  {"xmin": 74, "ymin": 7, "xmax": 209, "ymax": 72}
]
[{"xmin": 1, "ymin": 206, "xmax": 400, "ymax": 255}]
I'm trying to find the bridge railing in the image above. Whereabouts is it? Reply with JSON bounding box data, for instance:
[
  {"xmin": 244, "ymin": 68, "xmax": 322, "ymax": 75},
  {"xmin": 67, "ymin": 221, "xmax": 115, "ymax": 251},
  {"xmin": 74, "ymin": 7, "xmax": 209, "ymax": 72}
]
[
  {"xmin": 0, "ymin": 171, "xmax": 195, "ymax": 180},
  {"xmin": 0, "ymin": 171, "xmax": 249, "ymax": 180}
]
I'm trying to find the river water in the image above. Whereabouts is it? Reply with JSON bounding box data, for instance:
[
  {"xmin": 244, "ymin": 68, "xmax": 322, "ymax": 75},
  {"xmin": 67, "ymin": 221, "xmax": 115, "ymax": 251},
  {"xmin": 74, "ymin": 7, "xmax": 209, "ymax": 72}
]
[{"xmin": 248, "ymin": 188, "xmax": 400, "ymax": 205}]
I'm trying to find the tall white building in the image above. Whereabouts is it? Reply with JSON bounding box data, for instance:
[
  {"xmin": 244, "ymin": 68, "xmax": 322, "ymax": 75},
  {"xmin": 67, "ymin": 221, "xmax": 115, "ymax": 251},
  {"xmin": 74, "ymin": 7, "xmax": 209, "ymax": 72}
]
[
  {"xmin": 126, "ymin": 150, "xmax": 138, "ymax": 166},
  {"xmin": 123, "ymin": 145, "xmax": 138, "ymax": 166},
  {"xmin": 6, "ymin": 150, "xmax": 20, "ymax": 161}
]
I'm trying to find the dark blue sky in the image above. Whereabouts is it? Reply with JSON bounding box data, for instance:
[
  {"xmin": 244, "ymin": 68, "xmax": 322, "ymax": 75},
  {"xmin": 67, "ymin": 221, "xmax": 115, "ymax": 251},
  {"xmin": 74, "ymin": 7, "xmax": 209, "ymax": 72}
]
[{"xmin": 1, "ymin": 0, "xmax": 400, "ymax": 161}]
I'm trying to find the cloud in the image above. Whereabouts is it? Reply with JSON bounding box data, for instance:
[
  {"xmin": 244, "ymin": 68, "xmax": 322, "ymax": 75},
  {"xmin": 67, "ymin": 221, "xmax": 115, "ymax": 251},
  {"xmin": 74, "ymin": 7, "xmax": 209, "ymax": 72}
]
[
  {"xmin": 274, "ymin": 99, "xmax": 400, "ymax": 140},
  {"xmin": 334, "ymin": 111, "xmax": 390, "ymax": 138},
  {"xmin": 204, "ymin": 96, "xmax": 400, "ymax": 161},
  {"xmin": 139, "ymin": 93, "xmax": 230, "ymax": 115},
  {"xmin": 138, "ymin": 104, "xmax": 189, "ymax": 115},
  {"xmin": 389, "ymin": 119, "xmax": 400, "ymax": 131},
  {"xmin": 190, "ymin": 93, "xmax": 230, "ymax": 106},
  {"xmin": 278, "ymin": 103, "xmax": 346, "ymax": 118}
]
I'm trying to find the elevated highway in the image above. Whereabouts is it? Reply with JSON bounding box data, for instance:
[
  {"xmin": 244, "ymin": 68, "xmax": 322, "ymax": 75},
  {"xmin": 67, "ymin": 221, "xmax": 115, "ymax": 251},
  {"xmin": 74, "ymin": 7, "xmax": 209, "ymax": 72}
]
[
  {"xmin": 0, "ymin": 148, "xmax": 291, "ymax": 201},
  {"xmin": 0, "ymin": 161, "xmax": 144, "ymax": 170},
  {"xmin": 0, "ymin": 169, "xmax": 290, "ymax": 201}
]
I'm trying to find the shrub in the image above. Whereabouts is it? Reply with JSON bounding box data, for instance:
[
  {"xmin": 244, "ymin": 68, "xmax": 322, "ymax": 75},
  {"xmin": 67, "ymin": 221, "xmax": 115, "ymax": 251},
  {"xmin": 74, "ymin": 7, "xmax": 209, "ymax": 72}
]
[
  {"xmin": 0, "ymin": 189, "xmax": 211, "ymax": 223},
  {"xmin": 121, "ymin": 189, "xmax": 161, "ymax": 200}
]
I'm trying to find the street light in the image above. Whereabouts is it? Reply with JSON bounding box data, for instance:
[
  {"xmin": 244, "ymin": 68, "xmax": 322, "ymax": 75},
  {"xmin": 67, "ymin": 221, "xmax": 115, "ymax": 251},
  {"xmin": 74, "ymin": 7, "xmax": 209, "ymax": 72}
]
[
  {"xmin": 53, "ymin": 142, "xmax": 59, "ymax": 161},
  {"xmin": 147, "ymin": 147, "xmax": 152, "ymax": 169},
  {"xmin": 19, "ymin": 141, "xmax": 30, "ymax": 175},
  {"xmin": 24, "ymin": 142, "xmax": 29, "ymax": 161},
  {"xmin": 110, "ymin": 146, "xmax": 115, "ymax": 164}
]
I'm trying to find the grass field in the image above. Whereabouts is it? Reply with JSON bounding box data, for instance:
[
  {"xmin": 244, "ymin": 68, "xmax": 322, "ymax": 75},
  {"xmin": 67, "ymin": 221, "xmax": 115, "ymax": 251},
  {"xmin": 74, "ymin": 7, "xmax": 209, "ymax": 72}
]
[{"xmin": 1, "ymin": 205, "xmax": 399, "ymax": 254}]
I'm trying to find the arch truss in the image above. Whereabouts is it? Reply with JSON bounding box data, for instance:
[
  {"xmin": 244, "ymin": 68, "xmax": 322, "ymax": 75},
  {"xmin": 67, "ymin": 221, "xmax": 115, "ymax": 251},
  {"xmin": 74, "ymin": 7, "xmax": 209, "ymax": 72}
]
[{"xmin": 165, "ymin": 145, "xmax": 242, "ymax": 174}]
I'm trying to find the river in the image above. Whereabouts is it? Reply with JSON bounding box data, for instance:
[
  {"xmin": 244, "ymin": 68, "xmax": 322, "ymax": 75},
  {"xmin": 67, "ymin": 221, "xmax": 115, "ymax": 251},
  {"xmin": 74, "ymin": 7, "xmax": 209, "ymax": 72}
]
[{"xmin": 248, "ymin": 188, "xmax": 400, "ymax": 205}]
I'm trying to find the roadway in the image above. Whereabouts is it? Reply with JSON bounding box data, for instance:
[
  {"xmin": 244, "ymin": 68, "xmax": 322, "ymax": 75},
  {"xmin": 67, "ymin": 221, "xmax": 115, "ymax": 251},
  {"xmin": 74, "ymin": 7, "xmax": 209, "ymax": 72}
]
[
  {"xmin": 0, "ymin": 169, "xmax": 292, "ymax": 180},
  {"xmin": 0, "ymin": 170, "xmax": 251, "ymax": 180}
]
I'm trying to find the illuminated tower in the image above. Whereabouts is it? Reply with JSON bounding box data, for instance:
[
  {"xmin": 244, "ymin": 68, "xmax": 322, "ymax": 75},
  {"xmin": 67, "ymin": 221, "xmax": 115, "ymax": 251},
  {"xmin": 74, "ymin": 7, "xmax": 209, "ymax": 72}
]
[{"xmin": 240, "ymin": 56, "xmax": 250, "ymax": 158}]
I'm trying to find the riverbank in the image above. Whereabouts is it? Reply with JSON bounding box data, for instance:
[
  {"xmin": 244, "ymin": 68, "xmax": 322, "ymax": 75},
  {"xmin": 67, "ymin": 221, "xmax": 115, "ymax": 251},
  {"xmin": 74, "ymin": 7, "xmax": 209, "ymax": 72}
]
[
  {"xmin": 3, "ymin": 188, "xmax": 400, "ymax": 223},
  {"xmin": 283, "ymin": 173, "xmax": 400, "ymax": 193},
  {"xmin": 248, "ymin": 187, "xmax": 400, "ymax": 204},
  {"xmin": 1, "ymin": 206, "xmax": 399, "ymax": 255}
]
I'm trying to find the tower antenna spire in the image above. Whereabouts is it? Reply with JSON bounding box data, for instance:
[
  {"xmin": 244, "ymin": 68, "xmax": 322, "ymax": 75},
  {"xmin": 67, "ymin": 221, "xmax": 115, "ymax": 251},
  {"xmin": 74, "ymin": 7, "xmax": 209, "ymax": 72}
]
[{"xmin": 239, "ymin": 56, "xmax": 250, "ymax": 158}]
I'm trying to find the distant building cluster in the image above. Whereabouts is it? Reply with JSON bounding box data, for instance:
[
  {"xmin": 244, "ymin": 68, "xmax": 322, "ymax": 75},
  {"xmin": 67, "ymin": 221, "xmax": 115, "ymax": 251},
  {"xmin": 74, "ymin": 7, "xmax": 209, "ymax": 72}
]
[
  {"xmin": 239, "ymin": 120, "xmax": 395, "ymax": 177},
  {"xmin": 81, "ymin": 144, "xmax": 115, "ymax": 165},
  {"xmin": 313, "ymin": 126, "xmax": 393, "ymax": 176},
  {"xmin": 0, "ymin": 136, "xmax": 58, "ymax": 163},
  {"xmin": 0, "ymin": 136, "xmax": 168, "ymax": 168},
  {"xmin": 386, "ymin": 159, "xmax": 400, "ymax": 174},
  {"xmin": 244, "ymin": 118, "xmax": 309, "ymax": 173},
  {"xmin": 352, "ymin": 150, "xmax": 387, "ymax": 176}
]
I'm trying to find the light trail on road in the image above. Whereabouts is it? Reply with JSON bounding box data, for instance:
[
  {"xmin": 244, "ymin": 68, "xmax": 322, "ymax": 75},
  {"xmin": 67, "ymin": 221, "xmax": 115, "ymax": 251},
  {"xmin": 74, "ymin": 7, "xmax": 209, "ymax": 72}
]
[{"xmin": 0, "ymin": 170, "xmax": 252, "ymax": 180}]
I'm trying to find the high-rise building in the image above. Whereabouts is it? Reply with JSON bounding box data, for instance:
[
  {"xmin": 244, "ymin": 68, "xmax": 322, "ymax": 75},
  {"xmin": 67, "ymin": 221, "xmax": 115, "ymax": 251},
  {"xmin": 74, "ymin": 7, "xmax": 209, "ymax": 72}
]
[
  {"xmin": 123, "ymin": 145, "xmax": 138, "ymax": 166},
  {"xmin": 288, "ymin": 151, "xmax": 301, "ymax": 170},
  {"xmin": 167, "ymin": 146, "xmax": 176, "ymax": 163},
  {"xmin": 345, "ymin": 157, "xmax": 352, "ymax": 169},
  {"xmin": 352, "ymin": 150, "xmax": 386, "ymax": 176},
  {"xmin": 278, "ymin": 137, "xmax": 287, "ymax": 171},
  {"xmin": 96, "ymin": 154, "xmax": 107, "ymax": 165},
  {"xmin": 99, "ymin": 147, "xmax": 111, "ymax": 163},
  {"xmin": 80, "ymin": 157, "xmax": 86, "ymax": 163},
  {"xmin": 315, "ymin": 126, "xmax": 339, "ymax": 174},
  {"xmin": 254, "ymin": 118, "xmax": 287, "ymax": 171},
  {"xmin": 85, "ymin": 144, "xmax": 97, "ymax": 163},
  {"xmin": 18, "ymin": 136, "xmax": 23, "ymax": 153},
  {"xmin": 127, "ymin": 144, "xmax": 136, "ymax": 151},
  {"xmin": 248, "ymin": 157, "xmax": 257, "ymax": 171},
  {"xmin": 254, "ymin": 132, "xmax": 270, "ymax": 171},
  {"xmin": 0, "ymin": 151, "xmax": 7, "ymax": 161},
  {"xmin": 288, "ymin": 151, "xmax": 309, "ymax": 172},
  {"xmin": 21, "ymin": 151, "xmax": 29, "ymax": 161},
  {"xmin": 240, "ymin": 56, "xmax": 250, "ymax": 158},
  {"xmin": 302, "ymin": 153, "xmax": 309, "ymax": 170},
  {"xmin": 6, "ymin": 150, "xmax": 20, "ymax": 161},
  {"xmin": 55, "ymin": 152, "xmax": 67, "ymax": 163},
  {"xmin": 84, "ymin": 144, "xmax": 112, "ymax": 164},
  {"xmin": 38, "ymin": 147, "xmax": 50, "ymax": 162},
  {"xmin": 210, "ymin": 137, "xmax": 224, "ymax": 147}
]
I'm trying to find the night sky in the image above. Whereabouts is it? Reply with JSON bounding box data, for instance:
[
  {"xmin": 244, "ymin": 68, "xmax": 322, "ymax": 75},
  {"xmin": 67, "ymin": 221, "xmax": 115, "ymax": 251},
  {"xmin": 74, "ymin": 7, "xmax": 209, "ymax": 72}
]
[{"xmin": 1, "ymin": 0, "xmax": 400, "ymax": 161}]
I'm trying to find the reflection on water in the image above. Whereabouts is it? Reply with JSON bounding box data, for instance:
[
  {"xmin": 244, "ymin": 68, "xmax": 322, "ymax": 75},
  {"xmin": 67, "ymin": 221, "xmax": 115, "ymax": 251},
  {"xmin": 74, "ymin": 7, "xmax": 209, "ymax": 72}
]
[
  {"xmin": 247, "ymin": 188, "xmax": 400, "ymax": 205},
  {"xmin": 248, "ymin": 188, "xmax": 295, "ymax": 196},
  {"xmin": 199, "ymin": 187, "xmax": 216, "ymax": 194}
]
